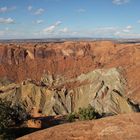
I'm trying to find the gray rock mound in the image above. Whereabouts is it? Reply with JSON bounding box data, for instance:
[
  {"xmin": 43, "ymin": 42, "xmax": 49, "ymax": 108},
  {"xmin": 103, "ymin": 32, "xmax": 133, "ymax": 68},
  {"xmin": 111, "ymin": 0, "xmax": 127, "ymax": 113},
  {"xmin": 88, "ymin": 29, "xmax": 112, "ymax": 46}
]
[{"xmin": 0, "ymin": 68, "xmax": 136, "ymax": 115}]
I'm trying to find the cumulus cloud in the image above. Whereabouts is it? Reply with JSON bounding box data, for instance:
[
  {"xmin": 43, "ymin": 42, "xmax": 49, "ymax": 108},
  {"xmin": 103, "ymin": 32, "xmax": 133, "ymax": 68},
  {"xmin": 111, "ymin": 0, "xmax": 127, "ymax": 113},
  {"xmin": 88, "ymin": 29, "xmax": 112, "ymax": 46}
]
[
  {"xmin": 112, "ymin": 0, "xmax": 130, "ymax": 5},
  {"xmin": 0, "ymin": 6, "xmax": 16, "ymax": 13},
  {"xmin": 0, "ymin": 18, "xmax": 15, "ymax": 24},
  {"xmin": 34, "ymin": 8, "xmax": 45, "ymax": 15},
  {"xmin": 43, "ymin": 21, "xmax": 62, "ymax": 33},
  {"xmin": 33, "ymin": 23, "xmax": 78, "ymax": 38},
  {"xmin": 28, "ymin": 6, "xmax": 45, "ymax": 15}
]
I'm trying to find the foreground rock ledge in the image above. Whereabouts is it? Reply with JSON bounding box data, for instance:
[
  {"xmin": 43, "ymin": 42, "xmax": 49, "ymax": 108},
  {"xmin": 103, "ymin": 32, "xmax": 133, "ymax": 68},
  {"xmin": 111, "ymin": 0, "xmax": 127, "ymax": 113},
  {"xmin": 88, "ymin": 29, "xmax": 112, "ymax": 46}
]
[{"xmin": 18, "ymin": 113, "xmax": 140, "ymax": 140}]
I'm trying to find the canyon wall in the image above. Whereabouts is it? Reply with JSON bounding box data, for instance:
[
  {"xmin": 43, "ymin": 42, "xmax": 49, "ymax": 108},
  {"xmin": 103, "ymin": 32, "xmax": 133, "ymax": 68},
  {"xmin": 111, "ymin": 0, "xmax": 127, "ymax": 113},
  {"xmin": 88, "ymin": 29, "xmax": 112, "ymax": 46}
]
[
  {"xmin": 0, "ymin": 41, "xmax": 139, "ymax": 100},
  {"xmin": 0, "ymin": 41, "xmax": 140, "ymax": 115}
]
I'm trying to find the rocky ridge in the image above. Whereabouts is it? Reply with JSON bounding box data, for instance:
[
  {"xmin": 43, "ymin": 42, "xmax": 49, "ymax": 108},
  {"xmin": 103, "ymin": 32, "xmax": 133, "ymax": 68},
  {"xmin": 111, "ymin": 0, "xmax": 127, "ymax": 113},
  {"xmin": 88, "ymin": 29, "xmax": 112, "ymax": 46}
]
[{"xmin": 0, "ymin": 67, "xmax": 138, "ymax": 116}]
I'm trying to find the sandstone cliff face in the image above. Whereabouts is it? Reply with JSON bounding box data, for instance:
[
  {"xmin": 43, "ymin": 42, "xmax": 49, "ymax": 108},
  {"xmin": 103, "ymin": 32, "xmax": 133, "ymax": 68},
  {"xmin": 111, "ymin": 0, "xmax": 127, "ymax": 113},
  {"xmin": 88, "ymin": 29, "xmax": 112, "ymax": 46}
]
[
  {"xmin": 0, "ymin": 68, "xmax": 135, "ymax": 115},
  {"xmin": 0, "ymin": 41, "xmax": 139, "ymax": 104},
  {"xmin": 0, "ymin": 41, "xmax": 139, "ymax": 116}
]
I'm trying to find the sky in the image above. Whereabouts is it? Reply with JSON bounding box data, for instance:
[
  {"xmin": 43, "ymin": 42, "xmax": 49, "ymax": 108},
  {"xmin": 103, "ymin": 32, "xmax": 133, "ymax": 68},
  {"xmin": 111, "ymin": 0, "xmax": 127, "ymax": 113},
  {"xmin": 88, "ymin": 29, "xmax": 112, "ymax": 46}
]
[{"xmin": 0, "ymin": 0, "xmax": 140, "ymax": 39}]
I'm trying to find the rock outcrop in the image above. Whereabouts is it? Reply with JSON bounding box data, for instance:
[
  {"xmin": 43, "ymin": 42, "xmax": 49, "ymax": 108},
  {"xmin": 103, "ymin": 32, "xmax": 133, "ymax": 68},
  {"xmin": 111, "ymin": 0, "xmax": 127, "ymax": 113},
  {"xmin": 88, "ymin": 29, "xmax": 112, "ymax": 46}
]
[
  {"xmin": 17, "ymin": 113, "xmax": 140, "ymax": 140},
  {"xmin": 0, "ymin": 67, "xmax": 135, "ymax": 115},
  {"xmin": 0, "ymin": 41, "xmax": 139, "ymax": 104}
]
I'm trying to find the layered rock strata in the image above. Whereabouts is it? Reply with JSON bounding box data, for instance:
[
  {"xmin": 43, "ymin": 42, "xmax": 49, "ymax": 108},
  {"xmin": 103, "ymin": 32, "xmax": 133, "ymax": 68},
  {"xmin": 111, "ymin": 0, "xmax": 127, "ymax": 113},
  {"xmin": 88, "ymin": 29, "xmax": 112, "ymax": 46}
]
[
  {"xmin": 0, "ymin": 68, "xmax": 136, "ymax": 115},
  {"xmin": 0, "ymin": 41, "xmax": 139, "ymax": 103}
]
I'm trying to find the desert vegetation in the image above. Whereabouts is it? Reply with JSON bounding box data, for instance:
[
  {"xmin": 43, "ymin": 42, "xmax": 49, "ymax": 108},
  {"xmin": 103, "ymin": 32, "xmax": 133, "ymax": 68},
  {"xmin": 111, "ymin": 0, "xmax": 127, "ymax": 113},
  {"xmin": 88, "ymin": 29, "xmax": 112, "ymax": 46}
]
[
  {"xmin": 67, "ymin": 105, "xmax": 100, "ymax": 122},
  {"xmin": 0, "ymin": 99, "xmax": 29, "ymax": 139}
]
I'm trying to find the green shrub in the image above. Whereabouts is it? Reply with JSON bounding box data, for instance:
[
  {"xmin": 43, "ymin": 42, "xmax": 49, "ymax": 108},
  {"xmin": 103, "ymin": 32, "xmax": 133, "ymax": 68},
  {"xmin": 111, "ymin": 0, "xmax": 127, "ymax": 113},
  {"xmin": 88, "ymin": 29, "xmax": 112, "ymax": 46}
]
[
  {"xmin": 0, "ymin": 99, "xmax": 28, "ymax": 129},
  {"xmin": 66, "ymin": 112, "xmax": 76, "ymax": 122},
  {"xmin": 67, "ymin": 105, "xmax": 99, "ymax": 122},
  {"xmin": 0, "ymin": 99, "xmax": 30, "ymax": 139},
  {"xmin": 78, "ymin": 105, "xmax": 98, "ymax": 120}
]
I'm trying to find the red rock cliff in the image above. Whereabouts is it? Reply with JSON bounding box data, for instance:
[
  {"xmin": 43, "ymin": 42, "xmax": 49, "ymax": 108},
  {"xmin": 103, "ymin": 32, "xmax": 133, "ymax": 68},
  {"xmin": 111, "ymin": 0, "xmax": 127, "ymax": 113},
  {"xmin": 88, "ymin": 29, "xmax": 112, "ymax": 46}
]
[{"xmin": 0, "ymin": 41, "xmax": 139, "ymax": 102}]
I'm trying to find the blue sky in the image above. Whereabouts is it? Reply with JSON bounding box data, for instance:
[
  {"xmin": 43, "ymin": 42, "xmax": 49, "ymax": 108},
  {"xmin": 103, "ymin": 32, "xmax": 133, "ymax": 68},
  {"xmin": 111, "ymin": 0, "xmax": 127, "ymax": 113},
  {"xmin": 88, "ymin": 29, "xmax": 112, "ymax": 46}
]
[{"xmin": 0, "ymin": 0, "xmax": 140, "ymax": 39}]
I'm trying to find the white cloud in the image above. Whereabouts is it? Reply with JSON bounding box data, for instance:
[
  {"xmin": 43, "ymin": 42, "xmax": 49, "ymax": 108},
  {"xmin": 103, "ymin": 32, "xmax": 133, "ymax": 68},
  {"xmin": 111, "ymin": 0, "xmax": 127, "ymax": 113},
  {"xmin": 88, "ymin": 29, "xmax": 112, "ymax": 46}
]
[
  {"xmin": 0, "ymin": 18, "xmax": 15, "ymax": 24},
  {"xmin": 126, "ymin": 25, "xmax": 132, "ymax": 30},
  {"xmin": 122, "ymin": 29, "xmax": 130, "ymax": 33},
  {"xmin": 92, "ymin": 25, "xmax": 140, "ymax": 38},
  {"xmin": 34, "ymin": 8, "xmax": 45, "ymax": 15},
  {"xmin": 34, "ymin": 20, "xmax": 43, "ymax": 24},
  {"xmin": 36, "ymin": 20, "xmax": 43, "ymax": 24},
  {"xmin": 0, "ymin": 7, "xmax": 8, "ymax": 13},
  {"xmin": 112, "ymin": 0, "xmax": 130, "ymax": 5},
  {"xmin": 114, "ymin": 32, "xmax": 140, "ymax": 38},
  {"xmin": 33, "ymin": 23, "xmax": 78, "ymax": 38},
  {"xmin": 43, "ymin": 21, "xmax": 62, "ymax": 33},
  {"xmin": 28, "ymin": 6, "xmax": 45, "ymax": 15},
  {"xmin": 59, "ymin": 27, "xmax": 69, "ymax": 33},
  {"xmin": 28, "ymin": 6, "xmax": 32, "ymax": 11},
  {"xmin": 122, "ymin": 25, "xmax": 132, "ymax": 33},
  {"xmin": 55, "ymin": 21, "xmax": 62, "ymax": 26},
  {"xmin": 43, "ymin": 26, "xmax": 56, "ymax": 33},
  {"xmin": 77, "ymin": 8, "xmax": 86, "ymax": 13},
  {"xmin": 58, "ymin": 27, "xmax": 78, "ymax": 36},
  {"xmin": 69, "ymin": 25, "xmax": 137, "ymax": 38},
  {"xmin": 0, "ymin": 28, "xmax": 26, "ymax": 39},
  {"xmin": 0, "ymin": 6, "xmax": 16, "ymax": 13},
  {"xmin": 90, "ymin": 27, "xmax": 118, "ymax": 36},
  {"xmin": 89, "ymin": 26, "xmax": 134, "ymax": 37}
]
